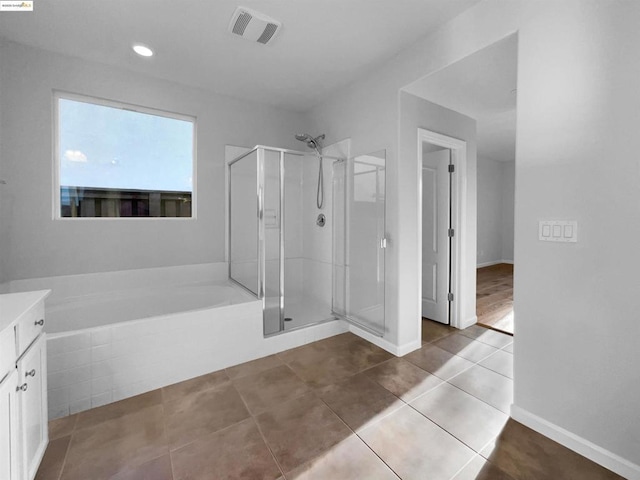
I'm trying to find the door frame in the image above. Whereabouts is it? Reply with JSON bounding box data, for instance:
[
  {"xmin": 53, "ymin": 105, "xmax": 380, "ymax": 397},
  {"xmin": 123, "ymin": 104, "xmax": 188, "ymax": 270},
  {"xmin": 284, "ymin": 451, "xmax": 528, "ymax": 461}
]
[{"xmin": 417, "ymin": 128, "xmax": 468, "ymax": 329}]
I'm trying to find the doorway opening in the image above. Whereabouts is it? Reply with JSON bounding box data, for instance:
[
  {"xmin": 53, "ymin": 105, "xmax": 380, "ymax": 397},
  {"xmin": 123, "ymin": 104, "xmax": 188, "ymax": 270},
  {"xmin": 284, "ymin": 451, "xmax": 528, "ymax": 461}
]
[
  {"xmin": 406, "ymin": 34, "xmax": 518, "ymax": 338},
  {"xmin": 417, "ymin": 128, "xmax": 467, "ymax": 331},
  {"xmin": 421, "ymin": 143, "xmax": 453, "ymax": 325}
]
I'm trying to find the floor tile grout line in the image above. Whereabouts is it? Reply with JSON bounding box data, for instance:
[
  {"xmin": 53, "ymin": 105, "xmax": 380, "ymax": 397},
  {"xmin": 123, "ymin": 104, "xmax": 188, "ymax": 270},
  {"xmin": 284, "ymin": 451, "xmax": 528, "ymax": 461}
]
[
  {"xmin": 231, "ymin": 379, "xmax": 286, "ymax": 478},
  {"xmin": 447, "ymin": 452, "xmax": 486, "ymax": 480},
  {"xmin": 402, "ymin": 346, "xmax": 513, "ymax": 415},
  {"xmin": 405, "ymin": 397, "xmax": 504, "ymax": 457},
  {"xmin": 248, "ymin": 407, "xmax": 287, "ymax": 479},
  {"xmin": 53, "ymin": 435, "xmax": 73, "ymax": 480},
  {"xmin": 316, "ymin": 395, "xmax": 403, "ymax": 480},
  {"xmin": 159, "ymin": 397, "xmax": 176, "ymax": 480},
  {"xmin": 164, "ymin": 383, "xmax": 251, "ymax": 453},
  {"xmin": 443, "ymin": 376, "xmax": 512, "ymax": 416},
  {"xmin": 457, "ymin": 330, "xmax": 514, "ymax": 348}
]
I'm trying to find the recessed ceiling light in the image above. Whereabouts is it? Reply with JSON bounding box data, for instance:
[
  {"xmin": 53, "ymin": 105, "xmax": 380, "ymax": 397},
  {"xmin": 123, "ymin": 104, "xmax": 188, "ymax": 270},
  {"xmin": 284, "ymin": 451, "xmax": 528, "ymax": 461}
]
[{"xmin": 132, "ymin": 44, "xmax": 153, "ymax": 57}]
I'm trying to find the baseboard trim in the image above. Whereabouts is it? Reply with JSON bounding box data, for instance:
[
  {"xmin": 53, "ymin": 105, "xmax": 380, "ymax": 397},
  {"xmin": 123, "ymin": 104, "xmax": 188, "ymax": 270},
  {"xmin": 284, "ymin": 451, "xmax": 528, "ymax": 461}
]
[
  {"xmin": 477, "ymin": 259, "xmax": 514, "ymax": 268},
  {"xmin": 511, "ymin": 405, "xmax": 640, "ymax": 480},
  {"xmin": 347, "ymin": 323, "xmax": 421, "ymax": 356}
]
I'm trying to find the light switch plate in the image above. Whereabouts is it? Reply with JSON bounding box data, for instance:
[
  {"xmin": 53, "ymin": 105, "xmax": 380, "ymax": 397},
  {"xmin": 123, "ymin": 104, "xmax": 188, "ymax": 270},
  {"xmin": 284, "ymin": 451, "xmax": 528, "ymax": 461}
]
[{"xmin": 539, "ymin": 220, "xmax": 578, "ymax": 242}]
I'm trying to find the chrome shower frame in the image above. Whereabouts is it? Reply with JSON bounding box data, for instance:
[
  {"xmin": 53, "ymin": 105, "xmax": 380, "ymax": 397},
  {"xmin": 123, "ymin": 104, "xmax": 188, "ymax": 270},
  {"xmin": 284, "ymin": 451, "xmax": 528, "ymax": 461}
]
[{"xmin": 227, "ymin": 145, "xmax": 345, "ymax": 336}]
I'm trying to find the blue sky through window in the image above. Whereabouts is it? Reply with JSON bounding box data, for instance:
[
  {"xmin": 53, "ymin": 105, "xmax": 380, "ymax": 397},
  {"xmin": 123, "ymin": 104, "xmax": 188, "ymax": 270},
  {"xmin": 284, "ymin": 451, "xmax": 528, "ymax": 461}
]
[{"xmin": 59, "ymin": 98, "xmax": 194, "ymax": 192}]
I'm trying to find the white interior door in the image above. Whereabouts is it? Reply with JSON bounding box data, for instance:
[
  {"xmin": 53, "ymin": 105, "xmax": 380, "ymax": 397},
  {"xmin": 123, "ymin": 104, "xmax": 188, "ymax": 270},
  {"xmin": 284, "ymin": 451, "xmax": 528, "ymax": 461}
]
[{"xmin": 422, "ymin": 147, "xmax": 451, "ymax": 324}]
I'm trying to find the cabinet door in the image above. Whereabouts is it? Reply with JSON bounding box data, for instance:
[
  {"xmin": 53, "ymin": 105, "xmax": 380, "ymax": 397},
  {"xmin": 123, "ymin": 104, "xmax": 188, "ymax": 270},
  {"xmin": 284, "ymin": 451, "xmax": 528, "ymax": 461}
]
[
  {"xmin": 0, "ymin": 369, "xmax": 21, "ymax": 480},
  {"xmin": 17, "ymin": 334, "xmax": 48, "ymax": 480}
]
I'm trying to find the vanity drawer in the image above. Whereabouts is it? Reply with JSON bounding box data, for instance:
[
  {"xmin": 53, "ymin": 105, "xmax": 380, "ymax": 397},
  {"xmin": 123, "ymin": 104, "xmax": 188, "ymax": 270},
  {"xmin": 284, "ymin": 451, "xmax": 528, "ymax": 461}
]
[
  {"xmin": 16, "ymin": 301, "xmax": 45, "ymax": 358},
  {"xmin": 0, "ymin": 326, "xmax": 15, "ymax": 382}
]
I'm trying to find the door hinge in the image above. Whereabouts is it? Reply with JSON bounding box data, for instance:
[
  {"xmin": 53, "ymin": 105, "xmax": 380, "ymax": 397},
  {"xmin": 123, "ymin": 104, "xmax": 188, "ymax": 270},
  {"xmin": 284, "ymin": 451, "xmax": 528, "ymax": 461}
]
[
  {"xmin": 448, "ymin": 228, "xmax": 454, "ymax": 237},
  {"xmin": 380, "ymin": 237, "xmax": 388, "ymax": 249},
  {"xmin": 447, "ymin": 292, "xmax": 454, "ymax": 302},
  {"xmin": 448, "ymin": 164, "xmax": 455, "ymax": 173}
]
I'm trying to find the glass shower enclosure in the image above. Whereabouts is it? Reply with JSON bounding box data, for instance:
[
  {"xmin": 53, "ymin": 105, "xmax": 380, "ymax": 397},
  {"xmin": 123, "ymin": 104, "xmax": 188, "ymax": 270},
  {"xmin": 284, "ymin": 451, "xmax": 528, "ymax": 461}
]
[{"xmin": 228, "ymin": 145, "xmax": 386, "ymax": 337}]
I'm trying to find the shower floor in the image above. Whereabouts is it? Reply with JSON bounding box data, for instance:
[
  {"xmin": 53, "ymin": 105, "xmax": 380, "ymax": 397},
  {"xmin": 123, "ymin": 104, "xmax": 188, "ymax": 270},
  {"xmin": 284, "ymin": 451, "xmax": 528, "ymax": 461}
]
[{"xmin": 264, "ymin": 294, "xmax": 334, "ymax": 333}]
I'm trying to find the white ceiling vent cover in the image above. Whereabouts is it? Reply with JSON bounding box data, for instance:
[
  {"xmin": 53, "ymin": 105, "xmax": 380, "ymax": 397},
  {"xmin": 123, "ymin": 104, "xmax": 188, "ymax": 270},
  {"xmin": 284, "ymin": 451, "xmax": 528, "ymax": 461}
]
[{"xmin": 228, "ymin": 7, "xmax": 281, "ymax": 45}]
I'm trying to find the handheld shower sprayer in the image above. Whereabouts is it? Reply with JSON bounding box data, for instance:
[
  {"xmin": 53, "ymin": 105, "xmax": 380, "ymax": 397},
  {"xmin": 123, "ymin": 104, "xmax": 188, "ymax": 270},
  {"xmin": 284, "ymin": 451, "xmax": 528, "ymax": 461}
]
[{"xmin": 295, "ymin": 133, "xmax": 326, "ymax": 209}]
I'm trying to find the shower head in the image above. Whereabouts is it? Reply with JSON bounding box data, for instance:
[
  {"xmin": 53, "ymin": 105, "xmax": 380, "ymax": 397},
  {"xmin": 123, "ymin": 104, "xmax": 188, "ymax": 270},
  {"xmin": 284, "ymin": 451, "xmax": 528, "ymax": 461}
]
[{"xmin": 295, "ymin": 133, "xmax": 325, "ymax": 155}]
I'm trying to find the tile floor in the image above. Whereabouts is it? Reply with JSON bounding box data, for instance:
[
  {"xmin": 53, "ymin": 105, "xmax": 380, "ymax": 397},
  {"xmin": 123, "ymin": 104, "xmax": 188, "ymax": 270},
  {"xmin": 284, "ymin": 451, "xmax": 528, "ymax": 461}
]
[{"xmin": 37, "ymin": 321, "xmax": 623, "ymax": 480}]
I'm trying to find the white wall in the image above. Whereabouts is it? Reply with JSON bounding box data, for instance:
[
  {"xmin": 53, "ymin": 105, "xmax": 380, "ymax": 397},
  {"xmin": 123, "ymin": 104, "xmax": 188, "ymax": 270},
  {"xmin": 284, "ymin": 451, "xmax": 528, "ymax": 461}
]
[
  {"xmin": 0, "ymin": 41, "xmax": 8, "ymax": 286},
  {"xmin": 500, "ymin": 160, "xmax": 515, "ymax": 262},
  {"xmin": 308, "ymin": 0, "xmax": 640, "ymax": 476},
  {"xmin": 477, "ymin": 157, "xmax": 514, "ymax": 266},
  {"xmin": 0, "ymin": 40, "xmax": 306, "ymax": 281}
]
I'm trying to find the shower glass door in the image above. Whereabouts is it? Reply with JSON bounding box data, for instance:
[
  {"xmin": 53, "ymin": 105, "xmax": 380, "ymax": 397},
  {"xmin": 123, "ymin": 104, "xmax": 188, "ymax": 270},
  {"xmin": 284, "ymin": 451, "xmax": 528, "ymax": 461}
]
[
  {"xmin": 263, "ymin": 149, "xmax": 282, "ymax": 335},
  {"xmin": 333, "ymin": 150, "xmax": 386, "ymax": 335},
  {"xmin": 229, "ymin": 150, "xmax": 259, "ymax": 295}
]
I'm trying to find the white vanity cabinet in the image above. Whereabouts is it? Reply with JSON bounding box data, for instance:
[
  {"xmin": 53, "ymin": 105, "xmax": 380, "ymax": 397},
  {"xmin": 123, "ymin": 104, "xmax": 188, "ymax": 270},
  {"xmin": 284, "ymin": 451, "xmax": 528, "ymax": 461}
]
[
  {"xmin": 0, "ymin": 370, "xmax": 20, "ymax": 480},
  {"xmin": 0, "ymin": 290, "xmax": 50, "ymax": 480}
]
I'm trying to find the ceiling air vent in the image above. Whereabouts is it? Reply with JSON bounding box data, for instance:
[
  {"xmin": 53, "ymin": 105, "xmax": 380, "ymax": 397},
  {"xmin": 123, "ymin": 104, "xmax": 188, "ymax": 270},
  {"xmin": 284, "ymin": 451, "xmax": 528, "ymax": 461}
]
[{"xmin": 228, "ymin": 7, "xmax": 281, "ymax": 45}]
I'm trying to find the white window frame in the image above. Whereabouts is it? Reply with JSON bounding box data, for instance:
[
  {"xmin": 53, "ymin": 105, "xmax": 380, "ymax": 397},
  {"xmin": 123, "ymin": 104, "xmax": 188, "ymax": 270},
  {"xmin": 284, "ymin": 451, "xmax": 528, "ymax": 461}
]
[{"xmin": 53, "ymin": 90, "xmax": 197, "ymax": 220}]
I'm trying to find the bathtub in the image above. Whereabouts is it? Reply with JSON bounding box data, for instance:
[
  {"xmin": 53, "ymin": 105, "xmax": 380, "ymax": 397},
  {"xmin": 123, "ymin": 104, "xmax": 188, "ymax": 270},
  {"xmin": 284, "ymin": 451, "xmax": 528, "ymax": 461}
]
[
  {"xmin": 45, "ymin": 282, "xmax": 253, "ymax": 334},
  {"xmin": 6, "ymin": 263, "xmax": 347, "ymax": 420}
]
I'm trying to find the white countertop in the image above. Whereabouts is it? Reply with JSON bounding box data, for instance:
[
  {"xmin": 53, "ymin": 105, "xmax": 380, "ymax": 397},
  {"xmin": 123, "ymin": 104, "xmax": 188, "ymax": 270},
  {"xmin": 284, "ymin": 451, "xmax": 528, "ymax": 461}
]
[{"xmin": 0, "ymin": 290, "xmax": 51, "ymax": 333}]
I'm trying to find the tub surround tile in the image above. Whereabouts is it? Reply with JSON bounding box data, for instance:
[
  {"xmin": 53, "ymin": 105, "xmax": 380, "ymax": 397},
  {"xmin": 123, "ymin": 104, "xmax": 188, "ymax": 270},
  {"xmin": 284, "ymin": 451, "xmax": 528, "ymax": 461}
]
[
  {"xmin": 48, "ymin": 348, "xmax": 91, "ymax": 373},
  {"xmin": 49, "ymin": 364, "xmax": 92, "ymax": 388},
  {"xmin": 360, "ymin": 405, "xmax": 476, "ymax": 480},
  {"xmin": 503, "ymin": 342, "xmax": 514, "ymax": 353},
  {"xmin": 91, "ymin": 328, "xmax": 112, "ymax": 347},
  {"xmin": 404, "ymin": 344, "xmax": 475, "ymax": 381},
  {"xmin": 69, "ymin": 398, "xmax": 92, "ymax": 415},
  {"xmin": 75, "ymin": 390, "xmax": 162, "ymax": 431},
  {"xmin": 171, "ymin": 418, "xmax": 281, "ymax": 480},
  {"xmin": 225, "ymin": 353, "xmax": 284, "ymax": 379},
  {"xmin": 434, "ymin": 334, "xmax": 499, "ymax": 363},
  {"xmin": 61, "ymin": 404, "xmax": 168, "ymax": 480},
  {"xmin": 447, "ymin": 365, "xmax": 513, "ymax": 414},
  {"xmin": 232, "ymin": 364, "xmax": 310, "ymax": 415},
  {"xmin": 91, "ymin": 375, "xmax": 112, "ymax": 396},
  {"xmin": 91, "ymin": 391, "xmax": 113, "ymax": 408},
  {"xmin": 91, "ymin": 344, "xmax": 111, "ymax": 363},
  {"xmin": 285, "ymin": 434, "xmax": 399, "ymax": 480},
  {"xmin": 318, "ymin": 373, "xmax": 404, "ymax": 432},
  {"xmin": 161, "ymin": 369, "xmax": 229, "ymax": 404},
  {"xmin": 255, "ymin": 392, "xmax": 352, "ymax": 473},
  {"xmin": 35, "ymin": 435, "xmax": 71, "ymax": 480},
  {"xmin": 363, "ymin": 357, "xmax": 444, "ymax": 402},
  {"xmin": 164, "ymin": 381, "xmax": 250, "ymax": 449},
  {"xmin": 48, "ymin": 387, "xmax": 71, "ymax": 420},
  {"xmin": 68, "ymin": 380, "xmax": 91, "ymax": 403},
  {"xmin": 109, "ymin": 454, "xmax": 173, "ymax": 480},
  {"xmin": 410, "ymin": 382, "xmax": 508, "ymax": 452},
  {"xmin": 47, "ymin": 333, "xmax": 91, "ymax": 355}
]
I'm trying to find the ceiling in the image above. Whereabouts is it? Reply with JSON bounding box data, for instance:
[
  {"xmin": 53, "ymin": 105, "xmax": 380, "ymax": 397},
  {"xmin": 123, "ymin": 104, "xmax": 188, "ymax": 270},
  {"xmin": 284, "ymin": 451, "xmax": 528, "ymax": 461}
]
[
  {"xmin": 0, "ymin": 0, "xmax": 480, "ymax": 112},
  {"xmin": 404, "ymin": 35, "xmax": 518, "ymax": 162}
]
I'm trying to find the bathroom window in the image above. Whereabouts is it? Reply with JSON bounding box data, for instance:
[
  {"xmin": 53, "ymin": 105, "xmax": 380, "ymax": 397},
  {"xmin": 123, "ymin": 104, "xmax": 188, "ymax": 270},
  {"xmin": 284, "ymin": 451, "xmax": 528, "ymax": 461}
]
[{"xmin": 54, "ymin": 92, "xmax": 195, "ymax": 218}]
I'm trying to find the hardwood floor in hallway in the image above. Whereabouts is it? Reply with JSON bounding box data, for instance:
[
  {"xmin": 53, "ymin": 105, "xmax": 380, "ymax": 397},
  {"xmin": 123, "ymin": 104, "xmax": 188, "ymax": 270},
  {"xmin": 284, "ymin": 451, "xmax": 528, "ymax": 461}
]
[{"xmin": 476, "ymin": 263, "xmax": 514, "ymax": 334}]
